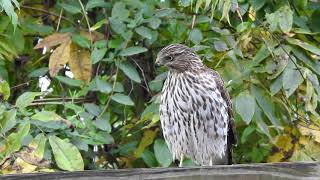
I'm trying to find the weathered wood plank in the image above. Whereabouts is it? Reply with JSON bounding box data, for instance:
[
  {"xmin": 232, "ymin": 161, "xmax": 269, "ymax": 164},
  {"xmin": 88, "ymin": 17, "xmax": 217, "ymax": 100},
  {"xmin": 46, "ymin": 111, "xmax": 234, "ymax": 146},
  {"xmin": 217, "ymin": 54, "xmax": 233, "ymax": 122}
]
[{"xmin": 1, "ymin": 162, "xmax": 319, "ymax": 180}]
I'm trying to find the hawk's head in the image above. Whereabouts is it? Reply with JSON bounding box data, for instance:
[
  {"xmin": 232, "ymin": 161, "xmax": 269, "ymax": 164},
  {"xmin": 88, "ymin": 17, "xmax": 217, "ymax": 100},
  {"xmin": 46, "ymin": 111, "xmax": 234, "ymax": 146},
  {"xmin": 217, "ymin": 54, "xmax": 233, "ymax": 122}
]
[{"xmin": 156, "ymin": 44, "xmax": 202, "ymax": 72}]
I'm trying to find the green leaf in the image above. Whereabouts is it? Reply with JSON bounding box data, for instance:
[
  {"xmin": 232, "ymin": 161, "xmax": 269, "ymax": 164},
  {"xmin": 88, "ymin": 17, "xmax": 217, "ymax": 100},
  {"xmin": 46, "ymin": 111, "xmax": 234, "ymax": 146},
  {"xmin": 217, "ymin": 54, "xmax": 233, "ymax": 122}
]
[
  {"xmin": 56, "ymin": 76, "xmax": 83, "ymax": 87},
  {"xmin": 90, "ymin": 19, "xmax": 108, "ymax": 31},
  {"xmin": 141, "ymin": 150, "xmax": 158, "ymax": 167},
  {"xmin": 135, "ymin": 26, "xmax": 153, "ymax": 40},
  {"xmin": 0, "ymin": 109, "xmax": 16, "ymax": 134},
  {"xmin": 189, "ymin": 28, "xmax": 203, "ymax": 44},
  {"xmin": 251, "ymin": 85, "xmax": 281, "ymax": 129},
  {"xmin": 84, "ymin": 103, "xmax": 101, "ymax": 116},
  {"xmin": 6, "ymin": 122, "xmax": 30, "ymax": 155},
  {"xmin": 117, "ymin": 61, "xmax": 141, "ymax": 83},
  {"xmin": 94, "ymin": 112, "xmax": 111, "ymax": 132},
  {"xmin": 282, "ymin": 61, "xmax": 304, "ymax": 97},
  {"xmin": 96, "ymin": 77, "xmax": 112, "ymax": 93},
  {"xmin": 0, "ymin": 0, "xmax": 19, "ymax": 29},
  {"xmin": 148, "ymin": 17, "xmax": 161, "ymax": 29},
  {"xmin": 28, "ymin": 67, "xmax": 49, "ymax": 78},
  {"xmin": 155, "ymin": 8, "xmax": 175, "ymax": 17},
  {"xmin": 49, "ymin": 136, "xmax": 84, "ymax": 171},
  {"xmin": 214, "ymin": 40, "xmax": 228, "ymax": 51},
  {"xmin": 91, "ymin": 47, "xmax": 107, "ymax": 64},
  {"xmin": 119, "ymin": 46, "xmax": 147, "ymax": 56},
  {"xmin": 0, "ymin": 80, "xmax": 10, "ymax": 100},
  {"xmin": 60, "ymin": 3, "xmax": 81, "ymax": 14},
  {"xmin": 86, "ymin": 0, "xmax": 108, "ymax": 10},
  {"xmin": 72, "ymin": 34, "xmax": 90, "ymax": 49},
  {"xmin": 111, "ymin": 93, "xmax": 134, "ymax": 106},
  {"xmin": 109, "ymin": 18, "xmax": 126, "ymax": 34},
  {"xmin": 287, "ymin": 38, "xmax": 320, "ymax": 56},
  {"xmin": 153, "ymin": 139, "xmax": 172, "ymax": 167},
  {"xmin": 235, "ymin": 91, "xmax": 256, "ymax": 124},
  {"xmin": 111, "ymin": 2, "xmax": 129, "ymax": 21},
  {"xmin": 250, "ymin": 0, "xmax": 266, "ymax": 10},
  {"xmin": 270, "ymin": 75, "xmax": 283, "ymax": 96},
  {"xmin": 236, "ymin": 22, "xmax": 251, "ymax": 33},
  {"xmin": 252, "ymin": 44, "xmax": 270, "ymax": 65},
  {"xmin": 279, "ymin": 6, "xmax": 293, "ymax": 33},
  {"xmin": 241, "ymin": 125, "xmax": 255, "ymax": 144},
  {"xmin": 15, "ymin": 92, "xmax": 41, "ymax": 109},
  {"xmin": 31, "ymin": 111, "xmax": 64, "ymax": 122}
]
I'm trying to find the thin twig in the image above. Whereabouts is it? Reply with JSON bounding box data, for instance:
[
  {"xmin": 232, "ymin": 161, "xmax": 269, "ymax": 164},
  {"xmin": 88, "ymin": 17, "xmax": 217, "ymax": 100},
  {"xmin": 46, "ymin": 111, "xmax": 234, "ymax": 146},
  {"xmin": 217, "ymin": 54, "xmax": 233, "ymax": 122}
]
[
  {"xmin": 10, "ymin": 81, "xmax": 31, "ymax": 90},
  {"xmin": 98, "ymin": 67, "xmax": 119, "ymax": 119},
  {"xmin": 78, "ymin": 0, "xmax": 93, "ymax": 45},
  {"xmin": 131, "ymin": 58, "xmax": 150, "ymax": 93},
  {"xmin": 20, "ymin": 5, "xmax": 78, "ymax": 27},
  {"xmin": 56, "ymin": 8, "xmax": 64, "ymax": 31}
]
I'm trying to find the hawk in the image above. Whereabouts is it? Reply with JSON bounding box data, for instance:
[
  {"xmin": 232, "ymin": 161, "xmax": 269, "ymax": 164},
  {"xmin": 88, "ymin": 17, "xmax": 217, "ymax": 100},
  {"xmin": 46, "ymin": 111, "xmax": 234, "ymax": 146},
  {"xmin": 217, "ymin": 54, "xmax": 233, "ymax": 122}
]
[{"xmin": 156, "ymin": 44, "xmax": 236, "ymax": 166}]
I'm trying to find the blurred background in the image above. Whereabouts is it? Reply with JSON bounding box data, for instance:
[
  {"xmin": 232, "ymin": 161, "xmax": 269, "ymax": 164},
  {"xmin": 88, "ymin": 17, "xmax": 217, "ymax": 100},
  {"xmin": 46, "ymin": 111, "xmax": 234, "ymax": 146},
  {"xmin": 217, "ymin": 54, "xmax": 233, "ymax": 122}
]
[{"xmin": 0, "ymin": 0, "xmax": 320, "ymax": 173}]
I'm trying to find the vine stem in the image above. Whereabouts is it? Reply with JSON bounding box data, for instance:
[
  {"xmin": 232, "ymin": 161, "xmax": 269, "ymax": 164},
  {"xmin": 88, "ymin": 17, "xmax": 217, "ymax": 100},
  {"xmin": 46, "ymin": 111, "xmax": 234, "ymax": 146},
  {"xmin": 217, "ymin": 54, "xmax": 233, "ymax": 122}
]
[
  {"xmin": 98, "ymin": 66, "xmax": 119, "ymax": 119},
  {"xmin": 78, "ymin": 0, "xmax": 93, "ymax": 46}
]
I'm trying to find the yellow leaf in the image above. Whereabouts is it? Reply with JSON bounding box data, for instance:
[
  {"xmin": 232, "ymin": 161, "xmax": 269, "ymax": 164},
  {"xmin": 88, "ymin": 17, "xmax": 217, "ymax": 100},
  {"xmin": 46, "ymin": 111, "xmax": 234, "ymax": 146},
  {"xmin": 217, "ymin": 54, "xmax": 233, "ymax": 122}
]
[
  {"xmin": 275, "ymin": 134, "xmax": 294, "ymax": 152},
  {"xmin": 34, "ymin": 33, "xmax": 71, "ymax": 49},
  {"xmin": 49, "ymin": 40, "xmax": 72, "ymax": 77},
  {"xmin": 267, "ymin": 151, "xmax": 285, "ymax": 162},
  {"xmin": 13, "ymin": 157, "xmax": 37, "ymax": 173},
  {"xmin": 69, "ymin": 43, "xmax": 92, "ymax": 83},
  {"xmin": 249, "ymin": 6, "xmax": 256, "ymax": 21},
  {"xmin": 134, "ymin": 129, "xmax": 158, "ymax": 158},
  {"xmin": 298, "ymin": 123, "xmax": 320, "ymax": 143}
]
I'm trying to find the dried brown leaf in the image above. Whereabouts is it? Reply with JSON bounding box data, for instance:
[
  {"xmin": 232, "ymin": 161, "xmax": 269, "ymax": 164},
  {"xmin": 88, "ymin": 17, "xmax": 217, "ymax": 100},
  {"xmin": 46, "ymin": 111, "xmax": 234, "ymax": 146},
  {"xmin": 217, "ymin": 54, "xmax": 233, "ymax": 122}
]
[
  {"xmin": 34, "ymin": 33, "xmax": 71, "ymax": 49},
  {"xmin": 49, "ymin": 40, "xmax": 71, "ymax": 77},
  {"xmin": 69, "ymin": 43, "xmax": 92, "ymax": 83}
]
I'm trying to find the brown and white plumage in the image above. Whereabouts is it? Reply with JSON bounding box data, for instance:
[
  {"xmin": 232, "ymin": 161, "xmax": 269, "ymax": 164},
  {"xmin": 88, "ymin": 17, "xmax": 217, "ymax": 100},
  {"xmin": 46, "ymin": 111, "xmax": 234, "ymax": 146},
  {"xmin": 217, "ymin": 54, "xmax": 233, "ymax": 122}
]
[{"xmin": 156, "ymin": 44, "xmax": 236, "ymax": 166}]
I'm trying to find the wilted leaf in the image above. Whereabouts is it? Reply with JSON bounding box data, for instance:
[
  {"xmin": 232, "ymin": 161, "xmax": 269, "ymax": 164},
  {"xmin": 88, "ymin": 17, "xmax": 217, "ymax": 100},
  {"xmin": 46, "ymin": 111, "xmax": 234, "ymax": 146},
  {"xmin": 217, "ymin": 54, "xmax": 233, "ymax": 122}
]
[
  {"xmin": 298, "ymin": 123, "xmax": 320, "ymax": 143},
  {"xmin": 15, "ymin": 92, "xmax": 41, "ymax": 109},
  {"xmin": 69, "ymin": 43, "xmax": 92, "ymax": 84},
  {"xmin": 13, "ymin": 157, "xmax": 37, "ymax": 173},
  {"xmin": 117, "ymin": 61, "xmax": 141, "ymax": 83},
  {"xmin": 34, "ymin": 33, "xmax": 71, "ymax": 49},
  {"xmin": 111, "ymin": 93, "xmax": 134, "ymax": 106},
  {"xmin": 49, "ymin": 136, "xmax": 84, "ymax": 171},
  {"xmin": 119, "ymin": 46, "xmax": 148, "ymax": 56},
  {"xmin": 49, "ymin": 40, "xmax": 71, "ymax": 77},
  {"xmin": 5, "ymin": 122, "xmax": 30, "ymax": 155},
  {"xmin": 134, "ymin": 129, "xmax": 158, "ymax": 158},
  {"xmin": 154, "ymin": 139, "xmax": 172, "ymax": 167},
  {"xmin": 235, "ymin": 91, "xmax": 255, "ymax": 124}
]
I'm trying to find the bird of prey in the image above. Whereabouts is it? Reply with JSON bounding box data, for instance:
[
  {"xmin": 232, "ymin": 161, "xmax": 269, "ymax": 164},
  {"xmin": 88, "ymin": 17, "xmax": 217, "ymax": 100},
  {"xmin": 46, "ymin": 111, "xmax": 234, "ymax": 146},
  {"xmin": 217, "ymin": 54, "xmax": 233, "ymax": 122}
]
[{"xmin": 155, "ymin": 44, "xmax": 236, "ymax": 166}]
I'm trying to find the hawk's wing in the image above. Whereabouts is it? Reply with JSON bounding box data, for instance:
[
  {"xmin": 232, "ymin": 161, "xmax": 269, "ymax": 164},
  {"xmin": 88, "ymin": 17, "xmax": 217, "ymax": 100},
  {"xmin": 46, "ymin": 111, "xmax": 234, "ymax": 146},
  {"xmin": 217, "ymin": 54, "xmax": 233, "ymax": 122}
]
[{"xmin": 210, "ymin": 69, "xmax": 237, "ymax": 163}]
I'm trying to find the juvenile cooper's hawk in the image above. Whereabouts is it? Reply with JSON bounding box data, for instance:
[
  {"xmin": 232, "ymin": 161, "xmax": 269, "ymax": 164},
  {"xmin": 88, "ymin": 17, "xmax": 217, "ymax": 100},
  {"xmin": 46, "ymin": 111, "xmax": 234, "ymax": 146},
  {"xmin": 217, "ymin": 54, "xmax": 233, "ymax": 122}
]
[{"xmin": 156, "ymin": 44, "xmax": 236, "ymax": 166}]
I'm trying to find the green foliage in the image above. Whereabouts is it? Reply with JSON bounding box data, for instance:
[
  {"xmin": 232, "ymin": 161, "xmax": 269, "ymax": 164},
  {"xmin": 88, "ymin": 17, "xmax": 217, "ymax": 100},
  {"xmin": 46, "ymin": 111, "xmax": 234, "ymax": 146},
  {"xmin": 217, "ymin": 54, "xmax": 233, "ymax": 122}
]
[{"xmin": 1, "ymin": 0, "xmax": 320, "ymax": 174}]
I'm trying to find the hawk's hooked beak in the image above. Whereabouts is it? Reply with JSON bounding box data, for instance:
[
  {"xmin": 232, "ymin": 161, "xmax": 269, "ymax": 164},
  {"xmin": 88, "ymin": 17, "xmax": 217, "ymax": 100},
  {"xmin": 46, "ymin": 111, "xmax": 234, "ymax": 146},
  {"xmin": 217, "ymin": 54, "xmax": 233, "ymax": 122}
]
[{"xmin": 155, "ymin": 57, "xmax": 162, "ymax": 67}]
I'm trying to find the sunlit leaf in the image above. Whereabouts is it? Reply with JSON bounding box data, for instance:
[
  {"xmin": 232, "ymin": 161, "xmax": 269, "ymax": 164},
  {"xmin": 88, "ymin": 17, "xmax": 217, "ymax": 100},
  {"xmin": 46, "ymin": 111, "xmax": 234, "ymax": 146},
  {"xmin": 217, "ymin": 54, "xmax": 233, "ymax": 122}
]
[
  {"xmin": 15, "ymin": 92, "xmax": 41, "ymax": 109},
  {"xmin": 49, "ymin": 136, "xmax": 84, "ymax": 171}
]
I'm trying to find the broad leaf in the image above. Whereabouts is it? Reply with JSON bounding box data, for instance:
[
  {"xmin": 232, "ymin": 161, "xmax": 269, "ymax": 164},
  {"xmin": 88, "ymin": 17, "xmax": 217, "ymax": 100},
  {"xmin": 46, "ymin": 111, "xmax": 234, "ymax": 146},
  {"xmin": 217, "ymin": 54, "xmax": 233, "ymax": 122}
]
[
  {"xmin": 154, "ymin": 139, "xmax": 172, "ymax": 167},
  {"xmin": 235, "ymin": 91, "xmax": 256, "ymax": 124},
  {"xmin": 117, "ymin": 61, "xmax": 141, "ymax": 83},
  {"xmin": 49, "ymin": 136, "xmax": 84, "ymax": 171},
  {"xmin": 49, "ymin": 40, "xmax": 71, "ymax": 77},
  {"xmin": 111, "ymin": 93, "xmax": 134, "ymax": 106},
  {"xmin": 34, "ymin": 33, "xmax": 71, "ymax": 49},
  {"xmin": 119, "ymin": 46, "xmax": 147, "ymax": 56},
  {"xmin": 15, "ymin": 92, "xmax": 41, "ymax": 109},
  {"xmin": 69, "ymin": 43, "xmax": 92, "ymax": 84}
]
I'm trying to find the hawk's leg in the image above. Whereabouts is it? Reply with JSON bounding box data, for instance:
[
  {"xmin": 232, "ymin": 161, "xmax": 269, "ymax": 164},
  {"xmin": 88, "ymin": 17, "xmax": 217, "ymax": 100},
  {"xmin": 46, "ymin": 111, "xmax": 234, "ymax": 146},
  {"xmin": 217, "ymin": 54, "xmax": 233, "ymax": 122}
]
[{"xmin": 179, "ymin": 154, "xmax": 184, "ymax": 167}]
